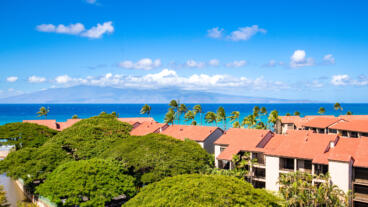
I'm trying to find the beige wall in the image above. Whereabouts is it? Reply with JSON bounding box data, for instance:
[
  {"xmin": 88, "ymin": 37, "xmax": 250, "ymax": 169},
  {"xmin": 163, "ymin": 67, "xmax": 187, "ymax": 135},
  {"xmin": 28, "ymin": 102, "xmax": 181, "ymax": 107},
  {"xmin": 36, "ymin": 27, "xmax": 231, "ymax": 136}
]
[
  {"xmin": 329, "ymin": 160, "xmax": 352, "ymax": 193},
  {"xmin": 265, "ymin": 155, "xmax": 280, "ymax": 191},
  {"xmin": 203, "ymin": 128, "xmax": 224, "ymax": 154}
]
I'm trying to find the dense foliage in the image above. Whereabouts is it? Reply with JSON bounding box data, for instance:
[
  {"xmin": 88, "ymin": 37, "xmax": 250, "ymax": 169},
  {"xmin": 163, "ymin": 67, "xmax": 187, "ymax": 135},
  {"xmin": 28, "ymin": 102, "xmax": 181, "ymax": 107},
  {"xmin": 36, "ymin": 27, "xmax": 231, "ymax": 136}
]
[
  {"xmin": 0, "ymin": 122, "xmax": 57, "ymax": 149},
  {"xmin": 0, "ymin": 185, "xmax": 7, "ymax": 207},
  {"xmin": 101, "ymin": 133, "xmax": 213, "ymax": 184},
  {"xmin": 36, "ymin": 159, "xmax": 136, "ymax": 207},
  {"xmin": 278, "ymin": 171, "xmax": 351, "ymax": 207},
  {"xmin": 124, "ymin": 174, "xmax": 282, "ymax": 207},
  {"xmin": 47, "ymin": 113, "xmax": 132, "ymax": 160},
  {"xmin": 0, "ymin": 142, "xmax": 72, "ymax": 186}
]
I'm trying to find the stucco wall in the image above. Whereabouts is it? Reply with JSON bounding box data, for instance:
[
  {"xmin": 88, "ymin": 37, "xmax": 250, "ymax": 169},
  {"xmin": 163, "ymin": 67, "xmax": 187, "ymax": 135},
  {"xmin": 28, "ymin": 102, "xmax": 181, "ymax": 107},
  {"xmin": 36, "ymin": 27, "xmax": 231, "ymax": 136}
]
[
  {"xmin": 214, "ymin": 144, "xmax": 225, "ymax": 168},
  {"xmin": 265, "ymin": 155, "xmax": 280, "ymax": 191},
  {"xmin": 203, "ymin": 128, "xmax": 224, "ymax": 154},
  {"xmin": 329, "ymin": 160, "xmax": 352, "ymax": 193}
]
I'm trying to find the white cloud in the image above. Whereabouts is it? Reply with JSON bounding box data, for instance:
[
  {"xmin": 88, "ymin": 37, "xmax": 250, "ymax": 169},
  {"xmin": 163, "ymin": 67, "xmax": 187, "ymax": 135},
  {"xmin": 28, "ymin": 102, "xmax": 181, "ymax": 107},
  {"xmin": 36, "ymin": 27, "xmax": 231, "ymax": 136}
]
[
  {"xmin": 119, "ymin": 58, "xmax": 161, "ymax": 70},
  {"xmin": 55, "ymin": 75, "xmax": 72, "ymax": 84},
  {"xmin": 227, "ymin": 25, "xmax": 266, "ymax": 41},
  {"xmin": 186, "ymin": 60, "xmax": 205, "ymax": 68},
  {"xmin": 207, "ymin": 27, "xmax": 224, "ymax": 39},
  {"xmin": 81, "ymin": 21, "xmax": 114, "ymax": 39},
  {"xmin": 6, "ymin": 76, "xmax": 18, "ymax": 82},
  {"xmin": 208, "ymin": 59, "xmax": 220, "ymax": 67},
  {"xmin": 48, "ymin": 69, "xmax": 288, "ymax": 91},
  {"xmin": 36, "ymin": 21, "xmax": 113, "ymax": 39},
  {"xmin": 323, "ymin": 54, "xmax": 335, "ymax": 64},
  {"xmin": 331, "ymin": 74, "xmax": 368, "ymax": 86},
  {"xmin": 226, "ymin": 60, "xmax": 247, "ymax": 68},
  {"xmin": 28, "ymin": 76, "xmax": 46, "ymax": 83},
  {"xmin": 290, "ymin": 50, "xmax": 314, "ymax": 68},
  {"xmin": 263, "ymin": 60, "xmax": 284, "ymax": 67}
]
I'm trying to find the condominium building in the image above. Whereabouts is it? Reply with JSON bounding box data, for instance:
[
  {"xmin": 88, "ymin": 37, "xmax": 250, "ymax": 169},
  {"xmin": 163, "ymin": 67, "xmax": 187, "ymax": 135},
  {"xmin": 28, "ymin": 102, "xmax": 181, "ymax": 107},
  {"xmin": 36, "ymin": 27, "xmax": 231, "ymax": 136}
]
[{"xmin": 214, "ymin": 128, "xmax": 368, "ymax": 207}]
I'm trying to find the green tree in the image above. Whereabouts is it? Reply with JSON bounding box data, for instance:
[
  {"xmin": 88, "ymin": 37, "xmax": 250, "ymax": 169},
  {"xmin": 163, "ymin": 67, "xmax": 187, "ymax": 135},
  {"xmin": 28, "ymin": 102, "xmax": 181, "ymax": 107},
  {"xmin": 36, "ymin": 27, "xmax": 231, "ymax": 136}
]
[
  {"xmin": 334, "ymin": 102, "xmax": 343, "ymax": 112},
  {"xmin": 204, "ymin": 111, "xmax": 217, "ymax": 126},
  {"xmin": 230, "ymin": 111, "xmax": 240, "ymax": 123},
  {"xmin": 294, "ymin": 111, "xmax": 301, "ymax": 116},
  {"xmin": 193, "ymin": 104, "xmax": 203, "ymax": 125},
  {"xmin": 285, "ymin": 113, "xmax": 291, "ymax": 116},
  {"xmin": 278, "ymin": 171, "xmax": 351, "ymax": 207},
  {"xmin": 260, "ymin": 107, "xmax": 267, "ymax": 116},
  {"xmin": 0, "ymin": 122, "xmax": 57, "ymax": 149},
  {"xmin": 241, "ymin": 114, "xmax": 257, "ymax": 128},
  {"xmin": 164, "ymin": 108, "xmax": 175, "ymax": 125},
  {"xmin": 178, "ymin": 104, "xmax": 188, "ymax": 124},
  {"xmin": 36, "ymin": 159, "xmax": 136, "ymax": 207},
  {"xmin": 17, "ymin": 201, "xmax": 37, "ymax": 207},
  {"xmin": 216, "ymin": 106, "xmax": 227, "ymax": 129},
  {"xmin": 124, "ymin": 174, "xmax": 283, "ymax": 207},
  {"xmin": 169, "ymin": 100, "xmax": 179, "ymax": 123},
  {"xmin": 184, "ymin": 110, "xmax": 195, "ymax": 123},
  {"xmin": 232, "ymin": 121, "xmax": 240, "ymax": 128},
  {"xmin": 0, "ymin": 185, "xmax": 7, "ymax": 207},
  {"xmin": 111, "ymin": 111, "xmax": 119, "ymax": 118},
  {"xmin": 253, "ymin": 106, "xmax": 260, "ymax": 117},
  {"xmin": 72, "ymin": 114, "xmax": 79, "ymax": 119},
  {"xmin": 346, "ymin": 111, "xmax": 353, "ymax": 115},
  {"xmin": 191, "ymin": 120, "xmax": 197, "ymax": 125},
  {"xmin": 268, "ymin": 110, "xmax": 279, "ymax": 129},
  {"xmin": 36, "ymin": 106, "xmax": 49, "ymax": 119},
  {"xmin": 100, "ymin": 133, "xmax": 213, "ymax": 185},
  {"xmin": 318, "ymin": 107, "xmax": 326, "ymax": 114},
  {"xmin": 140, "ymin": 104, "xmax": 151, "ymax": 117}
]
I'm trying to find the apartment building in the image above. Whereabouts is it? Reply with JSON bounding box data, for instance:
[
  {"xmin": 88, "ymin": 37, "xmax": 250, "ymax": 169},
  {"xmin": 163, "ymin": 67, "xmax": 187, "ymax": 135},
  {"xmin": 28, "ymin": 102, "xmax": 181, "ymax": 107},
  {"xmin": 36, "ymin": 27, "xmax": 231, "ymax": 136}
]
[
  {"xmin": 215, "ymin": 129, "xmax": 368, "ymax": 206},
  {"xmin": 23, "ymin": 119, "xmax": 81, "ymax": 131}
]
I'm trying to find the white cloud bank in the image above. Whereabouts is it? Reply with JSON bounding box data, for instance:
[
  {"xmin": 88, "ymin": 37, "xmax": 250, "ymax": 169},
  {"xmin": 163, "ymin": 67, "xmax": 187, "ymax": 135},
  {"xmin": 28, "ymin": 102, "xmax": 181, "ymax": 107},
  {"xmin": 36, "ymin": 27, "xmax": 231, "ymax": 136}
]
[
  {"xmin": 119, "ymin": 58, "xmax": 161, "ymax": 70},
  {"xmin": 6, "ymin": 76, "xmax": 18, "ymax": 82},
  {"xmin": 36, "ymin": 21, "xmax": 113, "ymax": 39},
  {"xmin": 226, "ymin": 60, "xmax": 247, "ymax": 68},
  {"xmin": 51, "ymin": 69, "xmax": 288, "ymax": 91},
  {"xmin": 207, "ymin": 27, "xmax": 223, "ymax": 39},
  {"xmin": 331, "ymin": 74, "xmax": 368, "ymax": 86}
]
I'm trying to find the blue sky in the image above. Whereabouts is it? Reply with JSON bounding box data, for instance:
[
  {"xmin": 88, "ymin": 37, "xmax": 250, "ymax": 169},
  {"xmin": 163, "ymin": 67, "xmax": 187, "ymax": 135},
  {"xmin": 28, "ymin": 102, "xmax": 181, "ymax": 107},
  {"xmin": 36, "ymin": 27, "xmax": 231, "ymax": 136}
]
[{"xmin": 1, "ymin": 0, "xmax": 368, "ymax": 102}]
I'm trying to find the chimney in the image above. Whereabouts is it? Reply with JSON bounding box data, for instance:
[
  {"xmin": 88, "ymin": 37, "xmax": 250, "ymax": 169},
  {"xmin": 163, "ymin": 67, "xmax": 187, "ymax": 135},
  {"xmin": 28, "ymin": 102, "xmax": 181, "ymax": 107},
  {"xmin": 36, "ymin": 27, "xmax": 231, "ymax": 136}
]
[
  {"xmin": 159, "ymin": 127, "xmax": 162, "ymax": 132},
  {"xmin": 329, "ymin": 141, "xmax": 335, "ymax": 148}
]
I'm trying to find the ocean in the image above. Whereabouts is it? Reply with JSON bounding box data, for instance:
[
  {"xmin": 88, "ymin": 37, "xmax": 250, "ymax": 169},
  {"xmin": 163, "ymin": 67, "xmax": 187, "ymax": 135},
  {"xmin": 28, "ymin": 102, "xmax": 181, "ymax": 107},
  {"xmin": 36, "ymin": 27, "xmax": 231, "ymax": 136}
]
[{"xmin": 1, "ymin": 103, "xmax": 368, "ymax": 126}]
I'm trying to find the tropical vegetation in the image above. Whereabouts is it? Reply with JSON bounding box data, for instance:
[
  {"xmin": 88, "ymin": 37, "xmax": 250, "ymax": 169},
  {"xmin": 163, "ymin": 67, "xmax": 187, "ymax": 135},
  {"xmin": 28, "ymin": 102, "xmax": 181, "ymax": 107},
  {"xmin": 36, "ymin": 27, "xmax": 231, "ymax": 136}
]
[
  {"xmin": 36, "ymin": 106, "xmax": 49, "ymax": 119},
  {"xmin": 124, "ymin": 174, "xmax": 283, "ymax": 207}
]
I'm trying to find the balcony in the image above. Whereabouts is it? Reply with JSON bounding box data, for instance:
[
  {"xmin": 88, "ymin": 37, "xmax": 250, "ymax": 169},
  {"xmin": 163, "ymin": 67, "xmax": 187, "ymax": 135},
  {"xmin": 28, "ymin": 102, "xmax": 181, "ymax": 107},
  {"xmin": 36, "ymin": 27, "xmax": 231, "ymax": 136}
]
[
  {"xmin": 355, "ymin": 167, "xmax": 368, "ymax": 186},
  {"xmin": 279, "ymin": 158, "xmax": 295, "ymax": 172}
]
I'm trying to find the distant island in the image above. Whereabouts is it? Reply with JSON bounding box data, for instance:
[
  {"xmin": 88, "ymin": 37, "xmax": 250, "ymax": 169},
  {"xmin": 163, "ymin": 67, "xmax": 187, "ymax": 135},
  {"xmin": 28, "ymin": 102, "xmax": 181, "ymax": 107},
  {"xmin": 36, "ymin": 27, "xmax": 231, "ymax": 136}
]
[{"xmin": 0, "ymin": 85, "xmax": 312, "ymax": 104}]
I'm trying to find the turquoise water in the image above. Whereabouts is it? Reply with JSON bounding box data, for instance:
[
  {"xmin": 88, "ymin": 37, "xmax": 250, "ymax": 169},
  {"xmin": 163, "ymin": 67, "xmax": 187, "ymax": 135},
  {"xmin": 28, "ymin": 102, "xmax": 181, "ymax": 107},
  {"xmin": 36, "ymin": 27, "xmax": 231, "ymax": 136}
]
[{"xmin": 1, "ymin": 103, "xmax": 367, "ymax": 126}]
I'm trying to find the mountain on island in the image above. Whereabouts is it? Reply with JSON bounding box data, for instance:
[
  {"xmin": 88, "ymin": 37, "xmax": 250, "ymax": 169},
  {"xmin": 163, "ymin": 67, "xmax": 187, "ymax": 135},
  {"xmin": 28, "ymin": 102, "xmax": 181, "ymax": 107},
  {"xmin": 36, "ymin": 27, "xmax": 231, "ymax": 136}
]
[{"xmin": 0, "ymin": 85, "xmax": 311, "ymax": 103}]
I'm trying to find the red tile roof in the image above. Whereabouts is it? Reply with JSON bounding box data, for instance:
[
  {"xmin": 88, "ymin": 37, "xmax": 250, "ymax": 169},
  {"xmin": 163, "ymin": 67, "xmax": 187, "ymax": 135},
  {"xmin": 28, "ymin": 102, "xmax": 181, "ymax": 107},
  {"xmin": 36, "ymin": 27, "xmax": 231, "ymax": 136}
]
[
  {"xmin": 130, "ymin": 121, "xmax": 167, "ymax": 136},
  {"xmin": 265, "ymin": 131, "xmax": 338, "ymax": 162},
  {"xmin": 279, "ymin": 115, "xmax": 336, "ymax": 129},
  {"xmin": 118, "ymin": 117, "xmax": 154, "ymax": 124},
  {"xmin": 215, "ymin": 128, "xmax": 272, "ymax": 160},
  {"xmin": 23, "ymin": 120, "xmax": 59, "ymax": 130},
  {"xmin": 329, "ymin": 120, "xmax": 368, "ymax": 133},
  {"xmin": 58, "ymin": 119, "xmax": 81, "ymax": 130},
  {"xmin": 325, "ymin": 138, "xmax": 368, "ymax": 167},
  {"xmin": 302, "ymin": 117, "xmax": 342, "ymax": 129},
  {"xmin": 160, "ymin": 125, "xmax": 221, "ymax": 142},
  {"xmin": 338, "ymin": 115, "xmax": 368, "ymax": 121}
]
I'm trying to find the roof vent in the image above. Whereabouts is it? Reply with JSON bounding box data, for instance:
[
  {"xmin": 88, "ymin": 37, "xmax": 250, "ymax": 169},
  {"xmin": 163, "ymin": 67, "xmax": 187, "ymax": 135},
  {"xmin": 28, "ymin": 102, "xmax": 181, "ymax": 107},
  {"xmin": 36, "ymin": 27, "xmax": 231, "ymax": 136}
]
[
  {"xmin": 180, "ymin": 128, "xmax": 183, "ymax": 131},
  {"xmin": 330, "ymin": 141, "xmax": 335, "ymax": 148},
  {"xmin": 305, "ymin": 136, "xmax": 309, "ymax": 142}
]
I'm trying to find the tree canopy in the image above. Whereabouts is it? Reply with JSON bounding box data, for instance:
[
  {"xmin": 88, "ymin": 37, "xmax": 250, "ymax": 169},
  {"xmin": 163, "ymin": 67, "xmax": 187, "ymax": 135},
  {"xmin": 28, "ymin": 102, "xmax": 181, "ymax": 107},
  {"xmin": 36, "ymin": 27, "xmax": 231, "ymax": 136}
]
[
  {"xmin": 0, "ymin": 122, "xmax": 58, "ymax": 149},
  {"xmin": 100, "ymin": 133, "xmax": 213, "ymax": 184},
  {"xmin": 124, "ymin": 174, "xmax": 282, "ymax": 207},
  {"xmin": 46, "ymin": 113, "xmax": 132, "ymax": 160},
  {"xmin": 36, "ymin": 159, "xmax": 136, "ymax": 207}
]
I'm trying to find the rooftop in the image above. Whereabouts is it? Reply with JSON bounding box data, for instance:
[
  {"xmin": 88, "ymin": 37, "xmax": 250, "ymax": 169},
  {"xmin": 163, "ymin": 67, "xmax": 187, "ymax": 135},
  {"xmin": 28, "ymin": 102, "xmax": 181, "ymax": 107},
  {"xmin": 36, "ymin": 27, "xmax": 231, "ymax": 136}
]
[
  {"xmin": 329, "ymin": 120, "xmax": 368, "ymax": 133},
  {"xmin": 160, "ymin": 125, "xmax": 221, "ymax": 142},
  {"xmin": 302, "ymin": 117, "xmax": 342, "ymax": 129},
  {"xmin": 130, "ymin": 121, "xmax": 167, "ymax": 136}
]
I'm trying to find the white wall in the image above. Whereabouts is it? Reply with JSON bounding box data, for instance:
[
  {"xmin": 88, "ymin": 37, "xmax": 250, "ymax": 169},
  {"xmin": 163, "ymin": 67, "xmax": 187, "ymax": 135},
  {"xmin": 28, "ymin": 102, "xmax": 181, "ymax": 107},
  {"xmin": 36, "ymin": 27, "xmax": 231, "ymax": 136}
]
[
  {"xmin": 214, "ymin": 144, "xmax": 224, "ymax": 168},
  {"xmin": 265, "ymin": 155, "xmax": 280, "ymax": 191},
  {"xmin": 328, "ymin": 160, "xmax": 352, "ymax": 193}
]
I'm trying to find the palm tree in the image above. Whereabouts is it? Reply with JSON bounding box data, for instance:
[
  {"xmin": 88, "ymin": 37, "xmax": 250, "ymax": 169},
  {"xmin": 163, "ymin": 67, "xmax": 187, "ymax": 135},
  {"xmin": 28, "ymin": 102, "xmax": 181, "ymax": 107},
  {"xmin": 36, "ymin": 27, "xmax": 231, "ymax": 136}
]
[
  {"xmin": 37, "ymin": 106, "xmax": 49, "ymax": 119},
  {"xmin": 318, "ymin": 107, "xmax": 326, "ymax": 114},
  {"xmin": 334, "ymin": 102, "xmax": 343, "ymax": 114},
  {"xmin": 346, "ymin": 111, "xmax": 353, "ymax": 115},
  {"xmin": 241, "ymin": 114, "xmax": 257, "ymax": 128},
  {"xmin": 111, "ymin": 111, "xmax": 119, "ymax": 118},
  {"xmin": 169, "ymin": 100, "xmax": 179, "ymax": 123},
  {"xmin": 253, "ymin": 106, "xmax": 260, "ymax": 118},
  {"xmin": 193, "ymin": 105, "xmax": 203, "ymax": 125},
  {"xmin": 164, "ymin": 108, "xmax": 175, "ymax": 125},
  {"xmin": 255, "ymin": 122, "xmax": 267, "ymax": 129},
  {"xmin": 268, "ymin": 110, "xmax": 279, "ymax": 128},
  {"xmin": 294, "ymin": 111, "xmax": 301, "ymax": 116},
  {"xmin": 285, "ymin": 113, "xmax": 291, "ymax": 116},
  {"xmin": 178, "ymin": 104, "xmax": 188, "ymax": 124},
  {"xmin": 72, "ymin": 114, "xmax": 79, "ymax": 119},
  {"xmin": 216, "ymin": 106, "xmax": 227, "ymax": 129},
  {"xmin": 260, "ymin": 107, "xmax": 267, "ymax": 115},
  {"xmin": 204, "ymin": 111, "xmax": 217, "ymax": 126},
  {"xmin": 191, "ymin": 120, "xmax": 197, "ymax": 126},
  {"xmin": 140, "ymin": 104, "xmax": 151, "ymax": 117},
  {"xmin": 232, "ymin": 121, "xmax": 240, "ymax": 128},
  {"xmin": 230, "ymin": 111, "xmax": 240, "ymax": 123},
  {"xmin": 184, "ymin": 110, "xmax": 194, "ymax": 123}
]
